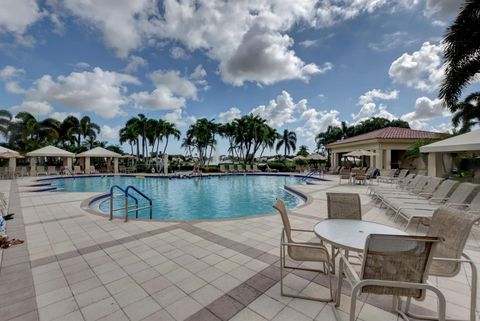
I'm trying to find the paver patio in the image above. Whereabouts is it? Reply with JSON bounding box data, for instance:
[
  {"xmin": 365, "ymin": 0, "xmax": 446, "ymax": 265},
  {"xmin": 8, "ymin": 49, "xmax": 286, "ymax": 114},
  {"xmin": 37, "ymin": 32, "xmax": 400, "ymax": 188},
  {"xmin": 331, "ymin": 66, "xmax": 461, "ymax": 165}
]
[{"xmin": 0, "ymin": 174, "xmax": 479, "ymax": 321}]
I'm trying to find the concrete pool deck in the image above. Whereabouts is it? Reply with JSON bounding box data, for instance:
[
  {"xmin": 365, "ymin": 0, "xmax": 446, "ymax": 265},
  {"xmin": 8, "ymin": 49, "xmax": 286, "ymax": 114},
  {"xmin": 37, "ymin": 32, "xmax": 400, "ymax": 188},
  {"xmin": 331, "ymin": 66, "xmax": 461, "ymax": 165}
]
[{"xmin": 1, "ymin": 174, "xmax": 479, "ymax": 321}]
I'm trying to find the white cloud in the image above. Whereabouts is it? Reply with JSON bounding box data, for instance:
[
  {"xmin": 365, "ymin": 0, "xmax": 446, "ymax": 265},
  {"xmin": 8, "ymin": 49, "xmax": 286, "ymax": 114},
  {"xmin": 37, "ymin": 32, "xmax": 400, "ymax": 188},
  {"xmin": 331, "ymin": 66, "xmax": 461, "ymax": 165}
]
[
  {"xmin": 5, "ymin": 81, "xmax": 27, "ymax": 94},
  {"xmin": 251, "ymin": 90, "xmax": 307, "ymax": 128},
  {"xmin": 400, "ymin": 96, "xmax": 450, "ymax": 129},
  {"xmin": 0, "ymin": 65, "xmax": 25, "ymax": 79},
  {"xmin": 130, "ymin": 88, "xmax": 186, "ymax": 110},
  {"xmin": 368, "ymin": 32, "xmax": 417, "ymax": 52},
  {"xmin": 299, "ymin": 39, "xmax": 318, "ymax": 48},
  {"xmin": 75, "ymin": 62, "xmax": 90, "ymax": 69},
  {"xmin": 99, "ymin": 125, "xmax": 122, "ymax": 141},
  {"xmin": 49, "ymin": 111, "xmax": 81, "ymax": 122},
  {"xmin": 218, "ymin": 107, "xmax": 241, "ymax": 124},
  {"xmin": 10, "ymin": 100, "xmax": 53, "ymax": 117},
  {"xmin": 352, "ymin": 89, "xmax": 399, "ymax": 120},
  {"xmin": 0, "ymin": 0, "xmax": 45, "ymax": 37},
  {"xmin": 25, "ymin": 67, "xmax": 140, "ymax": 118},
  {"xmin": 164, "ymin": 109, "xmax": 196, "ymax": 128},
  {"xmin": 190, "ymin": 65, "xmax": 207, "ymax": 80},
  {"xmin": 389, "ymin": 42, "xmax": 444, "ymax": 92},
  {"xmin": 124, "ymin": 55, "xmax": 147, "ymax": 73},
  {"xmin": 296, "ymin": 109, "xmax": 342, "ymax": 143},
  {"xmin": 424, "ymin": 0, "xmax": 462, "ymax": 17},
  {"xmin": 150, "ymin": 70, "xmax": 198, "ymax": 99},
  {"xmin": 170, "ymin": 46, "xmax": 189, "ymax": 60}
]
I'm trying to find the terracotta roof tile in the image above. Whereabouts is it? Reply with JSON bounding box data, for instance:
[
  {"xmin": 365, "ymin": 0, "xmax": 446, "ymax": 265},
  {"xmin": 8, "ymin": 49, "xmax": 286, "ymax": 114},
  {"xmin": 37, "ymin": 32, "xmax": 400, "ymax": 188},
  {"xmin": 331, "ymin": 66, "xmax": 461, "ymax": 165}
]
[{"xmin": 326, "ymin": 127, "xmax": 442, "ymax": 147}]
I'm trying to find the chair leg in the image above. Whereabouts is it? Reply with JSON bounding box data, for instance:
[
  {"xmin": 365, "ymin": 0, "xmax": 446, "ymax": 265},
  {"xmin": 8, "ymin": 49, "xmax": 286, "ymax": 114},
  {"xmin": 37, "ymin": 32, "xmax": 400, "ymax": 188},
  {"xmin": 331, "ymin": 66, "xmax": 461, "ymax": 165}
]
[{"xmin": 335, "ymin": 257, "xmax": 344, "ymax": 307}]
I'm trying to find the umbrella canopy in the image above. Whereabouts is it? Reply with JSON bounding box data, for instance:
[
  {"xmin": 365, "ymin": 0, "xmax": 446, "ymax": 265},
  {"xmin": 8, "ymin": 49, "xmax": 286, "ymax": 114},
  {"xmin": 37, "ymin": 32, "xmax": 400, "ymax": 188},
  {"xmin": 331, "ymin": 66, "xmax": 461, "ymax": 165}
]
[
  {"xmin": 293, "ymin": 155, "xmax": 306, "ymax": 160},
  {"xmin": 26, "ymin": 145, "xmax": 74, "ymax": 157},
  {"xmin": 344, "ymin": 149, "xmax": 378, "ymax": 157},
  {"xmin": 76, "ymin": 147, "xmax": 121, "ymax": 158},
  {"xmin": 420, "ymin": 130, "xmax": 480, "ymax": 153},
  {"xmin": 307, "ymin": 153, "xmax": 327, "ymax": 160},
  {"xmin": 119, "ymin": 154, "xmax": 136, "ymax": 159}
]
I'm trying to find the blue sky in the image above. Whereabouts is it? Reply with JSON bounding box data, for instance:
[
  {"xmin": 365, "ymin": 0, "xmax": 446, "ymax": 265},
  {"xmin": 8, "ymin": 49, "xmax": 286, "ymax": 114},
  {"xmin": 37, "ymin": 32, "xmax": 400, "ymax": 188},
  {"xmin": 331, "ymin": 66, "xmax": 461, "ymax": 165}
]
[{"xmin": 0, "ymin": 0, "xmax": 468, "ymax": 155}]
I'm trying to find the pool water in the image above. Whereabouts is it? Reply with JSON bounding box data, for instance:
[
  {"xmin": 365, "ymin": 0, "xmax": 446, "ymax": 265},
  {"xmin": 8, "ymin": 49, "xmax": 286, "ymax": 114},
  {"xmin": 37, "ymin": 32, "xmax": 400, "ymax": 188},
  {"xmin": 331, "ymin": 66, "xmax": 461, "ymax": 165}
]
[{"xmin": 50, "ymin": 175, "xmax": 304, "ymax": 220}]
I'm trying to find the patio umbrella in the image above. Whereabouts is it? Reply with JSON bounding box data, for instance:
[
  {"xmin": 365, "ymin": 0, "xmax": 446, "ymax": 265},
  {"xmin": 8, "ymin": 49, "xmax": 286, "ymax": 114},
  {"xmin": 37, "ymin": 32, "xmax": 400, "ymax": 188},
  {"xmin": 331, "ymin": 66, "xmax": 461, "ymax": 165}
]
[
  {"xmin": 293, "ymin": 155, "xmax": 306, "ymax": 160},
  {"xmin": 0, "ymin": 151, "xmax": 22, "ymax": 159},
  {"xmin": 344, "ymin": 149, "xmax": 377, "ymax": 167},
  {"xmin": 307, "ymin": 153, "xmax": 327, "ymax": 160}
]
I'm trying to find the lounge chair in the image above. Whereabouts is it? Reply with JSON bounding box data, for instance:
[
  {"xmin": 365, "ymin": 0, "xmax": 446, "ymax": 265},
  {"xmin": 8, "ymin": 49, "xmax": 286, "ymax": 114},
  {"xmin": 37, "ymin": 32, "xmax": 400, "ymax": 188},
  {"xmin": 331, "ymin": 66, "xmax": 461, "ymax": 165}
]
[
  {"xmin": 227, "ymin": 164, "xmax": 236, "ymax": 173},
  {"xmin": 274, "ymin": 199, "xmax": 333, "ymax": 302},
  {"xmin": 336, "ymin": 234, "xmax": 445, "ymax": 321},
  {"xmin": 90, "ymin": 166, "xmax": 98, "ymax": 174},
  {"xmin": 394, "ymin": 182, "xmax": 478, "ymax": 229},
  {"xmin": 237, "ymin": 164, "xmax": 245, "ymax": 173},
  {"xmin": 374, "ymin": 176, "xmax": 438, "ymax": 204},
  {"xmin": 47, "ymin": 166, "xmax": 58, "ymax": 175},
  {"xmin": 467, "ymin": 192, "xmax": 480, "ymax": 214},
  {"xmin": 73, "ymin": 166, "xmax": 83, "ymax": 174},
  {"xmin": 245, "ymin": 164, "xmax": 253, "ymax": 172},
  {"xmin": 219, "ymin": 164, "xmax": 228, "ymax": 173},
  {"xmin": 252, "ymin": 164, "xmax": 261, "ymax": 172},
  {"xmin": 376, "ymin": 169, "xmax": 397, "ymax": 183},
  {"xmin": 338, "ymin": 168, "xmax": 350, "ymax": 184},
  {"xmin": 36, "ymin": 166, "xmax": 47, "ymax": 176},
  {"xmin": 402, "ymin": 207, "xmax": 479, "ymax": 321},
  {"xmin": 353, "ymin": 169, "xmax": 366, "ymax": 184},
  {"xmin": 368, "ymin": 173, "xmax": 418, "ymax": 196}
]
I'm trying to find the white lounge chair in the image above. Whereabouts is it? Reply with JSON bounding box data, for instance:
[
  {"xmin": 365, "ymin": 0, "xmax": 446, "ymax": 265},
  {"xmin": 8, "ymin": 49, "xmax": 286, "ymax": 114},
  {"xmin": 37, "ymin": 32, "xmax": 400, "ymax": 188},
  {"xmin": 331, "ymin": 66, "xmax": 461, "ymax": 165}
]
[
  {"xmin": 47, "ymin": 166, "xmax": 59, "ymax": 175},
  {"xmin": 73, "ymin": 166, "xmax": 83, "ymax": 174},
  {"xmin": 36, "ymin": 166, "xmax": 47, "ymax": 176},
  {"xmin": 90, "ymin": 166, "xmax": 98, "ymax": 174}
]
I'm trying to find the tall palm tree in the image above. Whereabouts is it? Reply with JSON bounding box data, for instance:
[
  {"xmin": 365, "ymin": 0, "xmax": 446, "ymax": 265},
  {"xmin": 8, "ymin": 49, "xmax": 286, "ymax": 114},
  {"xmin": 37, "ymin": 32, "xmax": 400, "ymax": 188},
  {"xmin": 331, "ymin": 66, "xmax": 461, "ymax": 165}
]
[
  {"xmin": 119, "ymin": 125, "xmax": 137, "ymax": 155},
  {"xmin": 0, "ymin": 109, "xmax": 12, "ymax": 139},
  {"xmin": 297, "ymin": 145, "xmax": 309, "ymax": 157},
  {"xmin": 79, "ymin": 116, "xmax": 101, "ymax": 147},
  {"xmin": 439, "ymin": 0, "xmax": 480, "ymax": 109},
  {"xmin": 259, "ymin": 125, "xmax": 277, "ymax": 159},
  {"xmin": 162, "ymin": 121, "xmax": 180, "ymax": 154},
  {"xmin": 60, "ymin": 116, "xmax": 80, "ymax": 147},
  {"xmin": 8, "ymin": 112, "xmax": 59, "ymax": 151},
  {"xmin": 276, "ymin": 129, "xmax": 297, "ymax": 160},
  {"xmin": 451, "ymin": 92, "xmax": 480, "ymax": 132}
]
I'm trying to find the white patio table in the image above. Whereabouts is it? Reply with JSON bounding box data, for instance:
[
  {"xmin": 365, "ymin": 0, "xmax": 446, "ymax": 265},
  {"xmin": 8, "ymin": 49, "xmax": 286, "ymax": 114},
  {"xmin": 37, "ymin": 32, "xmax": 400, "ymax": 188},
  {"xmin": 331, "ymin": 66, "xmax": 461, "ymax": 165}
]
[{"xmin": 314, "ymin": 219, "xmax": 408, "ymax": 253}]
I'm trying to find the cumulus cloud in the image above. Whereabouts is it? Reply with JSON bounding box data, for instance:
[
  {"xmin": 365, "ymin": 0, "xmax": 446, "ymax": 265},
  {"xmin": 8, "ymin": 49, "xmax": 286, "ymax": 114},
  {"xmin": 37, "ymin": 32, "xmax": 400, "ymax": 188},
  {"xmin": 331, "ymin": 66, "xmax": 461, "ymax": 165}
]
[
  {"xmin": 5, "ymin": 81, "xmax": 27, "ymax": 94},
  {"xmin": 218, "ymin": 107, "xmax": 241, "ymax": 124},
  {"xmin": 389, "ymin": 42, "xmax": 444, "ymax": 92},
  {"xmin": 299, "ymin": 39, "xmax": 318, "ymax": 48},
  {"xmin": 49, "ymin": 111, "xmax": 81, "ymax": 122},
  {"xmin": 296, "ymin": 109, "xmax": 342, "ymax": 143},
  {"xmin": 10, "ymin": 100, "xmax": 53, "ymax": 117},
  {"xmin": 99, "ymin": 125, "xmax": 122, "ymax": 141},
  {"xmin": 124, "ymin": 55, "xmax": 148, "ymax": 73},
  {"xmin": 251, "ymin": 90, "xmax": 307, "ymax": 128},
  {"xmin": 0, "ymin": 65, "xmax": 25, "ymax": 79},
  {"xmin": 75, "ymin": 62, "xmax": 90, "ymax": 69},
  {"xmin": 164, "ymin": 109, "xmax": 196, "ymax": 128},
  {"xmin": 130, "ymin": 88, "xmax": 186, "ymax": 110},
  {"xmin": 24, "ymin": 67, "xmax": 140, "ymax": 118},
  {"xmin": 352, "ymin": 89, "xmax": 399, "ymax": 120},
  {"xmin": 401, "ymin": 96, "xmax": 450, "ymax": 129},
  {"xmin": 0, "ymin": 0, "xmax": 45, "ymax": 39}
]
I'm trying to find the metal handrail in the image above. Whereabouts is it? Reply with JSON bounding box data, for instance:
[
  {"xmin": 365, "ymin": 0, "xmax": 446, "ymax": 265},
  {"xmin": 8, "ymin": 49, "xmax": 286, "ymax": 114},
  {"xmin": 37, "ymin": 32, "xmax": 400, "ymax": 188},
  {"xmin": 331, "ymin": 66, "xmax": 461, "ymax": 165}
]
[
  {"xmin": 109, "ymin": 185, "xmax": 138, "ymax": 220},
  {"xmin": 301, "ymin": 169, "xmax": 319, "ymax": 181},
  {"xmin": 61, "ymin": 167, "xmax": 75, "ymax": 179},
  {"xmin": 124, "ymin": 185, "xmax": 153, "ymax": 221}
]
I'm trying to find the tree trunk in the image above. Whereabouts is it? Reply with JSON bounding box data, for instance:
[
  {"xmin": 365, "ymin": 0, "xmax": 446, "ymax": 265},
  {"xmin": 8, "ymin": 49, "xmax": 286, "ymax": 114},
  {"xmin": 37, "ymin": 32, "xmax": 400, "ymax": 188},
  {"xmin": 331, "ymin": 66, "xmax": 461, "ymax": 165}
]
[{"xmin": 163, "ymin": 136, "xmax": 169, "ymax": 154}]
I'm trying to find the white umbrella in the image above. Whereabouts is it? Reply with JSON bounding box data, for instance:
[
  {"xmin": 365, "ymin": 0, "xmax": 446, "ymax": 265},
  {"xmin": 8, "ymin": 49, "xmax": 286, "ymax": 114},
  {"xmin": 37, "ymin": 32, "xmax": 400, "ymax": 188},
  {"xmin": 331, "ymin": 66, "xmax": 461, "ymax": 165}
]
[
  {"xmin": 344, "ymin": 149, "xmax": 378, "ymax": 157},
  {"xmin": 293, "ymin": 155, "xmax": 306, "ymax": 160}
]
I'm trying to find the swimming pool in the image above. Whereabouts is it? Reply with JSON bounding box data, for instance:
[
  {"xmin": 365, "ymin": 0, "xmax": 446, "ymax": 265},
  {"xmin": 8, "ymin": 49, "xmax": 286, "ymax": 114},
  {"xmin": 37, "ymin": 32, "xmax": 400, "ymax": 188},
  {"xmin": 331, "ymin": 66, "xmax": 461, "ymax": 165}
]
[{"xmin": 49, "ymin": 175, "xmax": 304, "ymax": 220}]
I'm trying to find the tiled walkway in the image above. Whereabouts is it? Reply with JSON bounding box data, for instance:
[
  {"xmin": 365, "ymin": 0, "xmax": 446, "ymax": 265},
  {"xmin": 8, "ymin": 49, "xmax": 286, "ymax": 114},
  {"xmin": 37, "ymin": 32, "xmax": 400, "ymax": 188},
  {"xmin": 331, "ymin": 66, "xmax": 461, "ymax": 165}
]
[{"xmin": 1, "ymin": 175, "xmax": 479, "ymax": 321}]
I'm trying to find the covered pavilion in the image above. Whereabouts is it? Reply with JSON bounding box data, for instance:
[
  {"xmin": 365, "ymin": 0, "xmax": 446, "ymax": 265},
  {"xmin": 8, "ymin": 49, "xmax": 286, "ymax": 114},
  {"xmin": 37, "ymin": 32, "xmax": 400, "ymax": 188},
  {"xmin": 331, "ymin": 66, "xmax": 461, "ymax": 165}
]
[
  {"xmin": 76, "ymin": 147, "xmax": 121, "ymax": 174},
  {"xmin": 26, "ymin": 145, "xmax": 75, "ymax": 176}
]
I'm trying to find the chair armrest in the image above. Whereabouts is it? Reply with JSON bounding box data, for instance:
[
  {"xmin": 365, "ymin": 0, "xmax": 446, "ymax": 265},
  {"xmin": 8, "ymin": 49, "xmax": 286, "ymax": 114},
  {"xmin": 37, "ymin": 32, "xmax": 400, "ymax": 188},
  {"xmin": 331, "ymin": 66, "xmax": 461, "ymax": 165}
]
[
  {"xmin": 417, "ymin": 192, "xmax": 433, "ymax": 198},
  {"xmin": 339, "ymin": 252, "xmax": 361, "ymax": 284},
  {"xmin": 445, "ymin": 202, "xmax": 468, "ymax": 208},
  {"xmin": 290, "ymin": 228, "xmax": 314, "ymax": 233},
  {"xmin": 428, "ymin": 197, "xmax": 447, "ymax": 204},
  {"xmin": 281, "ymin": 242, "xmax": 328, "ymax": 251}
]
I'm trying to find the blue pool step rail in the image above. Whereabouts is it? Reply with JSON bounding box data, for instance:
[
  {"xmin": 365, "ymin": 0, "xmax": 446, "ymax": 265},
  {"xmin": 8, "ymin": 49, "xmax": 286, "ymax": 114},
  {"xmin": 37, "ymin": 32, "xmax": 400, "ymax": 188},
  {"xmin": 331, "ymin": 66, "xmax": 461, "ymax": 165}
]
[
  {"xmin": 109, "ymin": 185, "xmax": 153, "ymax": 222},
  {"xmin": 301, "ymin": 168, "xmax": 323, "ymax": 181}
]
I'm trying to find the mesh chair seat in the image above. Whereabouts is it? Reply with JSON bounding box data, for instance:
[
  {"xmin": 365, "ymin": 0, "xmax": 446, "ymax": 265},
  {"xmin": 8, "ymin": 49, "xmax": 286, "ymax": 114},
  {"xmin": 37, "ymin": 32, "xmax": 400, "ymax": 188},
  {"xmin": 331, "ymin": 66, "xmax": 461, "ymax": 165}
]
[{"xmin": 288, "ymin": 243, "xmax": 330, "ymax": 262}]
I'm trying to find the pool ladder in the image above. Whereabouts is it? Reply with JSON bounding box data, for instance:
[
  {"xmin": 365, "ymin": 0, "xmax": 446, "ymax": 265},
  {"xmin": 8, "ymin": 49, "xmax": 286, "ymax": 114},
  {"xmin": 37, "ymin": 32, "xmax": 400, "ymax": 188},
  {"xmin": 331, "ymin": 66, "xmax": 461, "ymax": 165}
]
[{"xmin": 109, "ymin": 185, "xmax": 153, "ymax": 222}]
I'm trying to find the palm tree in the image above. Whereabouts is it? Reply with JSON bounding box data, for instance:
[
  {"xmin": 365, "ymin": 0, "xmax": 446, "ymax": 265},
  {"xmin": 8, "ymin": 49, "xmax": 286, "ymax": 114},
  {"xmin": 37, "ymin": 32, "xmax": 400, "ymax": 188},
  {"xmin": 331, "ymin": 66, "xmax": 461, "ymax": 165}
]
[
  {"xmin": 8, "ymin": 112, "xmax": 59, "ymax": 151},
  {"xmin": 276, "ymin": 129, "xmax": 297, "ymax": 160},
  {"xmin": 451, "ymin": 92, "xmax": 480, "ymax": 132},
  {"xmin": 0, "ymin": 109, "xmax": 12, "ymax": 139},
  {"xmin": 259, "ymin": 125, "xmax": 278, "ymax": 159},
  {"xmin": 119, "ymin": 125, "xmax": 137, "ymax": 155},
  {"xmin": 162, "ymin": 121, "xmax": 181, "ymax": 154},
  {"xmin": 439, "ymin": 0, "xmax": 480, "ymax": 109},
  {"xmin": 59, "ymin": 116, "xmax": 80, "ymax": 147},
  {"xmin": 297, "ymin": 145, "xmax": 309, "ymax": 157},
  {"xmin": 79, "ymin": 116, "xmax": 101, "ymax": 147}
]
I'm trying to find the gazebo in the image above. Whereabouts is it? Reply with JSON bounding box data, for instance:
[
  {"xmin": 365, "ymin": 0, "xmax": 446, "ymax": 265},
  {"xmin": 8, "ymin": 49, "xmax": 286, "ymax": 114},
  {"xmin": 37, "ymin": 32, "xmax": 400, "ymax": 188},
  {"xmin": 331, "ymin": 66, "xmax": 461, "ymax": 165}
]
[
  {"xmin": 26, "ymin": 145, "xmax": 75, "ymax": 176},
  {"xmin": 76, "ymin": 147, "xmax": 121, "ymax": 174},
  {"xmin": 0, "ymin": 146, "xmax": 21, "ymax": 176},
  {"xmin": 420, "ymin": 130, "xmax": 480, "ymax": 177}
]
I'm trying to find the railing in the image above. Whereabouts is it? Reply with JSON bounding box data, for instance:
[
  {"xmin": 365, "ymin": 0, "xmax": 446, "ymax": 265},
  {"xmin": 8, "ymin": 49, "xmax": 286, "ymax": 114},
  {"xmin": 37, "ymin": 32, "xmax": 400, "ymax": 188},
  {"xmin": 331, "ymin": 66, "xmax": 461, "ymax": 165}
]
[
  {"xmin": 61, "ymin": 167, "xmax": 75, "ymax": 178},
  {"xmin": 109, "ymin": 185, "xmax": 138, "ymax": 220},
  {"xmin": 301, "ymin": 168, "xmax": 323, "ymax": 181},
  {"xmin": 124, "ymin": 185, "xmax": 153, "ymax": 222}
]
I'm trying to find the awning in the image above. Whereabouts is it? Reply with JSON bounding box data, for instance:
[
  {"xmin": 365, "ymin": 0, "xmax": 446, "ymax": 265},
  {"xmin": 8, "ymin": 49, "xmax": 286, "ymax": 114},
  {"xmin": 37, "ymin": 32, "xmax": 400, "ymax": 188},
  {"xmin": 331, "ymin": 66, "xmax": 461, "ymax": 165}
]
[{"xmin": 420, "ymin": 130, "xmax": 480, "ymax": 153}]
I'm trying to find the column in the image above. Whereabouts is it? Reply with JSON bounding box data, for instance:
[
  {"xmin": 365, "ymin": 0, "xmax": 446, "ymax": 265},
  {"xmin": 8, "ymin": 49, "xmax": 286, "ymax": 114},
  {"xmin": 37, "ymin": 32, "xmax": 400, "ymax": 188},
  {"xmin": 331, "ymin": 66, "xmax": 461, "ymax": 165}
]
[
  {"xmin": 114, "ymin": 158, "xmax": 119, "ymax": 174},
  {"xmin": 30, "ymin": 157, "xmax": 36, "ymax": 176},
  {"xmin": 63, "ymin": 157, "xmax": 72, "ymax": 172},
  {"xmin": 9, "ymin": 158, "xmax": 16, "ymax": 177},
  {"xmin": 385, "ymin": 149, "xmax": 391, "ymax": 170},
  {"xmin": 331, "ymin": 152, "xmax": 336, "ymax": 167},
  {"xmin": 85, "ymin": 157, "xmax": 91, "ymax": 174},
  {"xmin": 375, "ymin": 149, "xmax": 384, "ymax": 169},
  {"xmin": 427, "ymin": 152, "xmax": 443, "ymax": 177}
]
